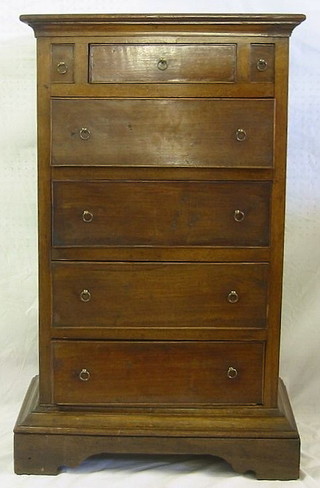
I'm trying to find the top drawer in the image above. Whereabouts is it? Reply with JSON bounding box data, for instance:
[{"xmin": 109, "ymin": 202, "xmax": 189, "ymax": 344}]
[{"xmin": 89, "ymin": 44, "xmax": 236, "ymax": 83}]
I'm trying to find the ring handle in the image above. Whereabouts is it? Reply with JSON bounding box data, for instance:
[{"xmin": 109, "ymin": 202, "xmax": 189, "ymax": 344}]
[
  {"xmin": 79, "ymin": 368, "xmax": 91, "ymax": 381},
  {"xmin": 157, "ymin": 58, "xmax": 168, "ymax": 71},
  {"xmin": 256, "ymin": 58, "xmax": 268, "ymax": 71},
  {"xmin": 79, "ymin": 127, "xmax": 91, "ymax": 140},
  {"xmin": 227, "ymin": 366, "xmax": 238, "ymax": 379},
  {"xmin": 235, "ymin": 128, "xmax": 247, "ymax": 142},
  {"xmin": 82, "ymin": 210, "xmax": 93, "ymax": 223},
  {"xmin": 233, "ymin": 209, "xmax": 245, "ymax": 223},
  {"xmin": 80, "ymin": 289, "xmax": 91, "ymax": 303},
  {"xmin": 227, "ymin": 290, "xmax": 239, "ymax": 304},
  {"xmin": 56, "ymin": 61, "xmax": 68, "ymax": 74}
]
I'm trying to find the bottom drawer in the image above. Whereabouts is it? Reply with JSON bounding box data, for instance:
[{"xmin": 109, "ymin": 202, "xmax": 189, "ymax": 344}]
[{"xmin": 52, "ymin": 341, "xmax": 264, "ymax": 406}]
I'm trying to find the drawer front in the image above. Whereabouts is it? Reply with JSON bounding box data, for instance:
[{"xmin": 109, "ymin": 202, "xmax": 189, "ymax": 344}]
[
  {"xmin": 89, "ymin": 44, "xmax": 236, "ymax": 83},
  {"xmin": 52, "ymin": 340, "xmax": 264, "ymax": 405},
  {"xmin": 52, "ymin": 180, "xmax": 271, "ymax": 247},
  {"xmin": 250, "ymin": 44, "xmax": 275, "ymax": 82},
  {"xmin": 51, "ymin": 43, "xmax": 74, "ymax": 83},
  {"xmin": 51, "ymin": 99, "xmax": 274, "ymax": 167},
  {"xmin": 52, "ymin": 262, "xmax": 268, "ymax": 329}
]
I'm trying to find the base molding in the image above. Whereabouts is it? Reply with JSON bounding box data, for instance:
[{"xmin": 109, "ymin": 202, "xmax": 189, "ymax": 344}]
[{"xmin": 14, "ymin": 377, "xmax": 300, "ymax": 479}]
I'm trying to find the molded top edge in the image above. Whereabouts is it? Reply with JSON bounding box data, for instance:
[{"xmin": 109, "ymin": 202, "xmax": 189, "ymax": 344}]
[
  {"xmin": 20, "ymin": 13, "xmax": 306, "ymax": 37},
  {"xmin": 20, "ymin": 13, "xmax": 306, "ymax": 23}
]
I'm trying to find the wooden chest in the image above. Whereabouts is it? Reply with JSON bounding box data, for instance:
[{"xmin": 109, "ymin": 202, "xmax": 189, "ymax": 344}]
[{"xmin": 15, "ymin": 13, "xmax": 305, "ymax": 479}]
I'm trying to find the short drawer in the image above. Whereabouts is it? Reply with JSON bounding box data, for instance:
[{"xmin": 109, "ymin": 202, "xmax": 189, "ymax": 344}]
[
  {"xmin": 51, "ymin": 98, "xmax": 274, "ymax": 167},
  {"xmin": 52, "ymin": 262, "xmax": 269, "ymax": 329},
  {"xmin": 250, "ymin": 44, "xmax": 275, "ymax": 83},
  {"xmin": 52, "ymin": 340, "xmax": 264, "ymax": 405},
  {"xmin": 51, "ymin": 43, "xmax": 74, "ymax": 83},
  {"xmin": 52, "ymin": 180, "xmax": 270, "ymax": 247},
  {"xmin": 89, "ymin": 43, "xmax": 236, "ymax": 83}
]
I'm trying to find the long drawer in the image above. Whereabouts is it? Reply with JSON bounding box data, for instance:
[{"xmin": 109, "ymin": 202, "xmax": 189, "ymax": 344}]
[
  {"xmin": 51, "ymin": 98, "xmax": 274, "ymax": 167},
  {"xmin": 89, "ymin": 43, "xmax": 236, "ymax": 83},
  {"xmin": 52, "ymin": 340, "xmax": 264, "ymax": 405},
  {"xmin": 52, "ymin": 262, "xmax": 269, "ymax": 329},
  {"xmin": 52, "ymin": 180, "xmax": 271, "ymax": 248}
]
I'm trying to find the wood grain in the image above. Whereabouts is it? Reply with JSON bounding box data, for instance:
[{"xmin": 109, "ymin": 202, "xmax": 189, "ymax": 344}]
[
  {"xmin": 52, "ymin": 341, "xmax": 264, "ymax": 405},
  {"xmin": 52, "ymin": 180, "xmax": 271, "ymax": 247},
  {"xmin": 51, "ymin": 98, "xmax": 274, "ymax": 167},
  {"xmin": 52, "ymin": 262, "xmax": 269, "ymax": 329},
  {"xmin": 89, "ymin": 43, "xmax": 236, "ymax": 83}
]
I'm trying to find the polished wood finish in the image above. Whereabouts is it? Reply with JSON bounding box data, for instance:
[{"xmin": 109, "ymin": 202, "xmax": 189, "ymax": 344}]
[
  {"xmin": 53, "ymin": 180, "xmax": 271, "ymax": 247},
  {"xmin": 89, "ymin": 43, "xmax": 236, "ymax": 83},
  {"xmin": 52, "ymin": 341, "xmax": 264, "ymax": 405},
  {"xmin": 15, "ymin": 13, "xmax": 305, "ymax": 479},
  {"xmin": 51, "ymin": 98, "xmax": 274, "ymax": 167},
  {"xmin": 52, "ymin": 262, "xmax": 268, "ymax": 329}
]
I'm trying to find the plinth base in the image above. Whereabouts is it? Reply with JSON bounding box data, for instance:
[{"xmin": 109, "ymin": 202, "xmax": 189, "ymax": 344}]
[{"xmin": 14, "ymin": 377, "xmax": 300, "ymax": 479}]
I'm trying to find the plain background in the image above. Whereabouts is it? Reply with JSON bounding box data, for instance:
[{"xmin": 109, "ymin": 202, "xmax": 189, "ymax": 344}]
[{"xmin": 1, "ymin": 0, "xmax": 319, "ymax": 486}]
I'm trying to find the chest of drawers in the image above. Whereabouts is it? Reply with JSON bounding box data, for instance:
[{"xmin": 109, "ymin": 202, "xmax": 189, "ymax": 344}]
[{"xmin": 15, "ymin": 13, "xmax": 305, "ymax": 479}]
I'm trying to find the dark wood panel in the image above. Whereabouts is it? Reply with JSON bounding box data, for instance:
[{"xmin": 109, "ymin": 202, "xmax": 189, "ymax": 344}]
[
  {"xmin": 89, "ymin": 44, "xmax": 236, "ymax": 83},
  {"xmin": 51, "ymin": 98, "xmax": 274, "ymax": 167},
  {"xmin": 52, "ymin": 262, "xmax": 269, "ymax": 329},
  {"xmin": 52, "ymin": 180, "xmax": 271, "ymax": 247},
  {"xmin": 52, "ymin": 340, "xmax": 264, "ymax": 405}
]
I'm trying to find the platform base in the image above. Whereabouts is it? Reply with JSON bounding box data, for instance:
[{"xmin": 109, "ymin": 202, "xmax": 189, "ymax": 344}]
[{"xmin": 14, "ymin": 377, "xmax": 300, "ymax": 479}]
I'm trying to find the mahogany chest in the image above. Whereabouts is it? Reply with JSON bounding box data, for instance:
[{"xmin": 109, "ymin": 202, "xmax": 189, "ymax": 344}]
[{"xmin": 15, "ymin": 13, "xmax": 305, "ymax": 479}]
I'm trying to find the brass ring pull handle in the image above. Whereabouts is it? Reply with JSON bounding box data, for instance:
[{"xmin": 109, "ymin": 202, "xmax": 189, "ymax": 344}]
[
  {"xmin": 56, "ymin": 61, "xmax": 68, "ymax": 74},
  {"xmin": 227, "ymin": 290, "xmax": 239, "ymax": 304},
  {"xmin": 79, "ymin": 127, "xmax": 91, "ymax": 140},
  {"xmin": 157, "ymin": 58, "xmax": 168, "ymax": 71},
  {"xmin": 256, "ymin": 58, "xmax": 268, "ymax": 71},
  {"xmin": 79, "ymin": 368, "xmax": 91, "ymax": 381},
  {"xmin": 80, "ymin": 289, "xmax": 91, "ymax": 303},
  {"xmin": 233, "ymin": 209, "xmax": 245, "ymax": 223},
  {"xmin": 227, "ymin": 366, "xmax": 238, "ymax": 379},
  {"xmin": 82, "ymin": 210, "xmax": 93, "ymax": 223},
  {"xmin": 235, "ymin": 128, "xmax": 247, "ymax": 142}
]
